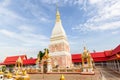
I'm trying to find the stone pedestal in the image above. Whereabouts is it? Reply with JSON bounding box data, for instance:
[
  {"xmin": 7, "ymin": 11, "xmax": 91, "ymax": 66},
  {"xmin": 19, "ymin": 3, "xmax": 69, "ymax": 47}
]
[
  {"xmin": 47, "ymin": 65, "xmax": 52, "ymax": 72},
  {"xmin": 41, "ymin": 66, "xmax": 43, "ymax": 73},
  {"xmin": 83, "ymin": 68, "xmax": 87, "ymax": 72},
  {"xmin": 81, "ymin": 67, "xmax": 94, "ymax": 75},
  {"xmin": 88, "ymin": 68, "xmax": 93, "ymax": 72}
]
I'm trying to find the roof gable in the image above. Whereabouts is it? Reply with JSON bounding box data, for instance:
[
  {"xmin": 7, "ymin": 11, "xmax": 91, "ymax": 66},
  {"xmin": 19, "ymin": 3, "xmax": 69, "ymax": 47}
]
[{"xmin": 3, "ymin": 55, "xmax": 27, "ymax": 64}]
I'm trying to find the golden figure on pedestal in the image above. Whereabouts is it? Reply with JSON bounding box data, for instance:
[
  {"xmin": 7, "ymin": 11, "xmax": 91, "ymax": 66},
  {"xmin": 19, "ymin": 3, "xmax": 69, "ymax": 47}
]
[
  {"xmin": 81, "ymin": 47, "xmax": 94, "ymax": 74},
  {"xmin": 13, "ymin": 57, "xmax": 30, "ymax": 80}
]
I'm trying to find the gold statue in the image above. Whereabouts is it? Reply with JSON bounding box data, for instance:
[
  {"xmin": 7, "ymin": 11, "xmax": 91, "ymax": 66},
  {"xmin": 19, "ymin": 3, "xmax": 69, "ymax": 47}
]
[
  {"xmin": 81, "ymin": 47, "xmax": 94, "ymax": 74},
  {"xmin": 15, "ymin": 57, "xmax": 23, "ymax": 69},
  {"xmin": 6, "ymin": 72, "xmax": 13, "ymax": 79},
  {"xmin": 14, "ymin": 57, "xmax": 30, "ymax": 80},
  {"xmin": 81, "ymin": 47, "xmax": 92, "ymax": 68}
]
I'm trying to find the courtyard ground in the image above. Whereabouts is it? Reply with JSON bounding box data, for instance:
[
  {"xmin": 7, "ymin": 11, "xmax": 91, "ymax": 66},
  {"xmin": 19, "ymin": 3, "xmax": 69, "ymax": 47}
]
[
  {"xmin": 98, "ymin": 67, "xmax": 120, "ymax": 80},
  {"xmin": 29, "ymin": 67, "xmax": 120, "ymax": 80}
]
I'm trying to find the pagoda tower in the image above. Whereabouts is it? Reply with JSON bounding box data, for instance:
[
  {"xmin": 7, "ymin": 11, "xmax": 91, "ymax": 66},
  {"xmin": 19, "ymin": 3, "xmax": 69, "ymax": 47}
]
[{"xmin": 49, "ymin": 7, "xmax": 72, "ymax": 68}]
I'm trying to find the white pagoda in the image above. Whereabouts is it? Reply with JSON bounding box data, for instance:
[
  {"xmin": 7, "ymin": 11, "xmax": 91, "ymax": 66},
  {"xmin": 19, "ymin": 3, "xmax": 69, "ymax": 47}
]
[{"xmin": 49, "ymin": 7, "xmax": 72, "ymax": 68}]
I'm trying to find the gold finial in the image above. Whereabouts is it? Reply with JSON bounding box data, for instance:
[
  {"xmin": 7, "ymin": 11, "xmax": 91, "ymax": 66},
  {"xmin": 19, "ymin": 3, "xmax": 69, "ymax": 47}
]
[
  {"xmin": 84, "ymin": 46, "xmax": 86, "ymax": 50},
  {"xmin": 60, "ymin": 74, "xmax": 65, "ymax": 80},
  {"xmin": 43, "ymin": 49, "xmax": 49, "ymax": 59},
  {"xmin": 56, "ymin": 3, "xmax": 61, "ymax": 22},
  {"xmin": 45, "ymin": 49, "xmax": 48, "ymax": 56},
  {"xmin": 83, "ymin": 46, "xmax": 87, "ymax": 52}
]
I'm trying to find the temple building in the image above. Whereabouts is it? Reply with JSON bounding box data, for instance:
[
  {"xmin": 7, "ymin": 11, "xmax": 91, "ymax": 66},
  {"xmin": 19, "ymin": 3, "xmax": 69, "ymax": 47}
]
[
  {"xmin": 0, "ymin": 6, "xmax": 120, "ymax": 74},
  {"xmin": 49, "ymin": 8, "xmax": 72, "ymax": 68}
]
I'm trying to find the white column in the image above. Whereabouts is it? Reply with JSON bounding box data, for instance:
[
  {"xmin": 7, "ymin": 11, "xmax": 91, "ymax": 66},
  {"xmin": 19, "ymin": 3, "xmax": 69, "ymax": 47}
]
[
  {"xmin": 112, "ymin": 61, "xmax": 114, "ymax": 70},
  {"xmin": 111, "ymin": 61, "xmax": 113, "ymax": 69},
  {"xmin": 101, "ymin": 62, "xmax": 104, "ymax": 67},
  {"xmin": 107, "ymin": 61, "xmax": 109, "ymax": 68},
  {"xmin": 116, "ymin": 60, "xmax": 118, "ymax": 71},
  {"xmin": 113, "ymin": 60, "xmax": 115, "ymax": 70},
  {"xmin": 117, "ymin": 60, "xmax": 120, "ymax": 72},
  {"xmin": 110, "ymin": 61, "xmax": 112, "ymax": 69},
  {"xmin": 114, "ymin": 60, "xmax": 117, "ymax": 71}
]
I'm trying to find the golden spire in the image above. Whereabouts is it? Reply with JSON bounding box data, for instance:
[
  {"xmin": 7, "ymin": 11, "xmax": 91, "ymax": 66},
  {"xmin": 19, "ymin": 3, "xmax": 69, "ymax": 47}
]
[
  {"xmin": 83, "ymin": 40, "xmax": 87, "ymax": 53},
  {"xmin": 43, "ymin": 49, "xmax": 49, "ymax": 59},
  {"xmin": 56, "ymin": 3, "xmax": 61, "ymax": 22},
  {"xmin": 84, "ymin": 46, "xmax": 87, "ymax": 52}
]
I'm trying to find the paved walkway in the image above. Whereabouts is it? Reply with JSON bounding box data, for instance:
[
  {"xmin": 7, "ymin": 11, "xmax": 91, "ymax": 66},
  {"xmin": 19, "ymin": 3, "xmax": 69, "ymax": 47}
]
[
  {"xmin": 30, "ymin": 73, "xmax": 100, "ymax": 80},
  {"xmin": 29, "ymin": 67, "xmax": 120, "ymax": 80},
  {"xmin": 30, "ymin": 69, "xmax": 101, "ymax": 80}
]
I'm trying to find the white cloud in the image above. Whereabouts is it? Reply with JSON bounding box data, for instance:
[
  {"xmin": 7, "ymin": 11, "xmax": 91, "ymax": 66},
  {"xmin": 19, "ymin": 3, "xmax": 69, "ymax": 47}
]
[
  {"xmin": 23, "ymin": 1, "xmax": 50, "ymax": 22},
  {"xmin": 0, "ymin": 47, "xmax": 40, "ymax": 61},
  {"xmin": 89, "ymin": 0, "xmax": 102, "ymax": 4},
  {"xmin": 0, "ymin": 7, "xmax": 26, "ymax": 27},
  {"xmin": 18, "ymin": 25, "xmax": 36, "ymax": 32},
  {"xmin": 73, "ymin": 0, "xmax": 83, "ymax": 5},
  {"xmin": 0, "ymin": 28, "xmax": 49, "ymax": 47},
  {"xmin": 88, "ymin": 21, "xmax": 120, "ymax": 30},
  {"xmin": 40, "ymin": 0, "xmax": 84, "ymax": 6},
  {"xmin": 73, "ymin": 0, "xmax": 120, "ymax": 32},
  {"xmin": 0, "ymin": 0, "xmax": 24, "ymax": 21},
  {"xmin": 0, "ymin": 0, "xmax": 11, "ymax": 7},
  {"xmin": 41, "ymin": 0, "xmax": 57, "ymax": 4},
  {"xmin": 0, "ymin": 29, "xmax": 14, "ymax": 37},
  {"xmin": 111, "ymin": 31, "xmax": 119, "ymax": 34}
]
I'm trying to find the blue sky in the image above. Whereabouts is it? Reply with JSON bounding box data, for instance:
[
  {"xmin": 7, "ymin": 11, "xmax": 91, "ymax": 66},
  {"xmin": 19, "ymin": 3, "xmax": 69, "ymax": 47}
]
[{"xmin": 0, "ymin": 0, "xmax": 120, "ymax": 61}]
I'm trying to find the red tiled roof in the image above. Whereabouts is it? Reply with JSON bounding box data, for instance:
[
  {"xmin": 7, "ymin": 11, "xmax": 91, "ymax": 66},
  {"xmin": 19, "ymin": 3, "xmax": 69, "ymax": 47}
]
[
  {"xmin": 91, "ymin": 52, "xmax": 106, "ymax": 58},
  {"xmin": 93, "ymin": 57, "xmax": 108, "ymax": 62},
  {"xmin": 0, "ymin": 45, "xmax": 119, "ymax": 65},
  {"xmin": 23, "ymin": 58, "xmax": 37, "ymax": 65},
  {"xmin": 72, "ymin": 59, "xmax": 82, "ymax": 63},
  {"xmin": 3, "ymin": 55, "xmax": 27, "ymax": 65},
  {"xmin": 104, "ymin": 50, "xmax": 112, "ymax": 57},
  {"xmin": 111, "ymin": 44, "xmax": 120, "ymax": 56},
  {"xmin": 72, "ymin": 52, "xmax": 108, "ymax": 63},
  {"xmin": 107, "ymin": 44, "xmax": 120, "ymax": 60},
  {"xmin": 72, "ymin": 54, "xmax": 81, "ymax": 59}
]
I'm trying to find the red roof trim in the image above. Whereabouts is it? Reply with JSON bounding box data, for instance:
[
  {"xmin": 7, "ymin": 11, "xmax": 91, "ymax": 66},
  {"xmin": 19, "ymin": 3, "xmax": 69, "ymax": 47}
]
[
  {"xmin": 112, "ymin": 44, "xmax": 120, "ymax": 56},
  {"xmin": 23, "ymin": 58, "xmax": 37, "ymax": 65}
]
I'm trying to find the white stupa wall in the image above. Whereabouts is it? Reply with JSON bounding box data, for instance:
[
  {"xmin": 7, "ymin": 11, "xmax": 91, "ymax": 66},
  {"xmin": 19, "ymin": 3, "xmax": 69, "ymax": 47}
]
[{"xmin": 49, "ymin": 8, "xmax": 72, "ymax": 68}]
